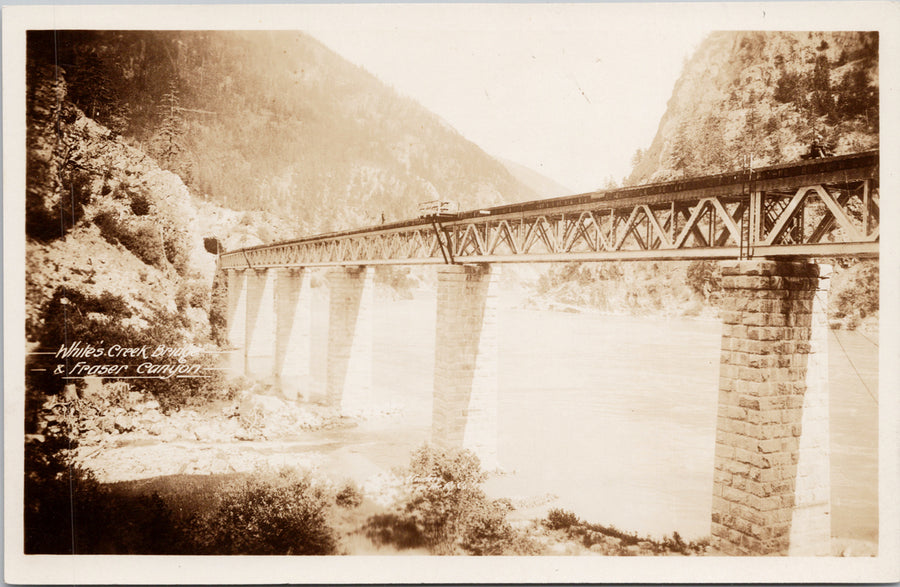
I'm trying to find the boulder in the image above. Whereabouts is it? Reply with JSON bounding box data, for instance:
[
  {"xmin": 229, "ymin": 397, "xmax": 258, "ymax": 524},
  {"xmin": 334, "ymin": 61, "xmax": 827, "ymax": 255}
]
[
  {"xmin": 141, "ymin": 399, "xmax": 161, "ymax": 411},
  {"xmin": 240, "ymin": 393, "xmax": 286, "ymax": 416},
  {"xmin": 82, "ymin": 429, "xmax": 102, "ymax": 445},
  {"xmin": 98, "ymin": 416, "xmax": 116, "ymax": 433},
  {"xmin": 114, "ymin": 414, "xmax": 134, "ymax": 432}
]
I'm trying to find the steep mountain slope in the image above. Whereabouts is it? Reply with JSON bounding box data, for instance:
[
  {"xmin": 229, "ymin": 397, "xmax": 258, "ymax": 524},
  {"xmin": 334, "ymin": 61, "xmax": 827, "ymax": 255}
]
[
  {"xmin": 24, "ymin": 61, "xmax": 291, "ymax": 349},
  {"xmin": 29, "ymin": 31, "xmax": 537, "ymax": 235},
  {"xmin": 628, "ymin": 31, "xmax": 877, "ymax": 184},
  {"xmin": 500, "ymin": 158, "xmax": 574, "ymax": 198}
]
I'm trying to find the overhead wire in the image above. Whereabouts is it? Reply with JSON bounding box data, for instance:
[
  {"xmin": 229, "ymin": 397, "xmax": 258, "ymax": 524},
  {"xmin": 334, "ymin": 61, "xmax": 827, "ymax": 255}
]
[
  {"xmin": 816, "ymin": 290, "xmax": 878, "ymax": 406},
  {"xmin": 855, "ymin": 328, "xmax": 879, "ymax": 349}
]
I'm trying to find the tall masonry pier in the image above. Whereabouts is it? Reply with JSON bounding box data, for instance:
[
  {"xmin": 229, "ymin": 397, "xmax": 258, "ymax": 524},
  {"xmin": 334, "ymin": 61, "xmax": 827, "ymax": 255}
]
[
  {"xmin": 220, "ymin": 149, "xmax": 878, "ymax": 557},
  {"xmin": 711, "ymin": 260, "xmax": 831, "ymax": 556},
  {"xmin": 432, "ymin": 264, "xmax": 501, "ymax": 471}
]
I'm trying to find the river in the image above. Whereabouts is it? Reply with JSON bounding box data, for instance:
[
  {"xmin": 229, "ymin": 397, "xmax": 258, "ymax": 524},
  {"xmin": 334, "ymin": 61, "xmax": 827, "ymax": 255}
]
[{"xmin": 303, "ymin": 292, "xmax": 878, "ymax": 545}]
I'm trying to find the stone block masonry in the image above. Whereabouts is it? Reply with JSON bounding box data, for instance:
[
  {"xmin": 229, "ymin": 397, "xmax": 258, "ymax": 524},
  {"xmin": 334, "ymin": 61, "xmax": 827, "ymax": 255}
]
[
  {"xmin": 225, "ymin": 269, "xmax": 248, "ymax": 375},
  {"xmin": 274, "ymin": 268, "xmax": 312, "ymax": 401},
  {"xmin": 711, "ymin": 260, "xmax": 831, "ymax": 556},
  {"xmin": 326, "ymin": 266, "xmax": 375, "ymax": 413},
  {"xmin": 432, "ymin": 264, "xmax": 501, "ymax": 471},
  {"xmin": 244, "ymin": 269, "xmax": 276, "ymax": 378}
]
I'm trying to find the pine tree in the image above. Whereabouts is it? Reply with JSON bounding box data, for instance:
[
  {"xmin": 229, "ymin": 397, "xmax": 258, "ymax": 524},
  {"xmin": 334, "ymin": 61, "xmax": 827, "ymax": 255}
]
[
  {"xmin": 150, "ymin": 81, "xmax": 187, "ymax": 175},
  {"xmin": 669, "ymin": 119, "xmax": 695, "ymax": 177},
  {"xmin": 810, "ymin": 54, "xmax": 834, "ymax": 118}
]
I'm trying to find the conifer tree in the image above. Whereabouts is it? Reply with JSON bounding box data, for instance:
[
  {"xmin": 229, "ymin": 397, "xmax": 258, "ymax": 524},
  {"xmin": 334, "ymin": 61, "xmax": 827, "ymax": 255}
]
[
  {"xmin": 150, "ymin": 81, "xmax": 188, "ymax": 178},
  {"xmin": 670, "ymin": 119, "xmax": 695, "ymax": 178}
]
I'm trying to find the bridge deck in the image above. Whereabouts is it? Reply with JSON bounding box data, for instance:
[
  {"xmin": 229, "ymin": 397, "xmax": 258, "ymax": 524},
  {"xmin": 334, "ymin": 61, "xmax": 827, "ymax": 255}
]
[{"xmin": 220, "ymin": 150, "xmax": 878, "ymax": 269}]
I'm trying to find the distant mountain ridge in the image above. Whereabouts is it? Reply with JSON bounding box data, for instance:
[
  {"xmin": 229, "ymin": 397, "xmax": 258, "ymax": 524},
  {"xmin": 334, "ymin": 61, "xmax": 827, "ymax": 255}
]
[
  {"xmin": 31, "ymin": 30, "xmax": 538, "ymax": 236},
  {"xmin": 499, "ymin": 158, "xmax": 574, "ymax": 199}
]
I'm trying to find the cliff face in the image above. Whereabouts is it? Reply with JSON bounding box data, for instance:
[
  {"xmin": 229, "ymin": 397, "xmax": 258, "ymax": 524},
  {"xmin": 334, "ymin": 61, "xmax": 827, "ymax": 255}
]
[{"xmin": 628, "ymin": 31, "xmax": 878, "ymax": 185}]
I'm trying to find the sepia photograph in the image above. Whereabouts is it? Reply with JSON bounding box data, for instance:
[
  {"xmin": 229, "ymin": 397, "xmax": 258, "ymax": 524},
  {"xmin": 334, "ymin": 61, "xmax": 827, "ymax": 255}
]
[{"xmin": 3, "ymin": 2, "xmax": 899, "ymax": 584}]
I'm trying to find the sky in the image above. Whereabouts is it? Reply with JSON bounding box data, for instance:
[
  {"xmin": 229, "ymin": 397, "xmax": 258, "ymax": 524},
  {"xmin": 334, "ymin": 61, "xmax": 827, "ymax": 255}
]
[{"xmin": 304, "ymin": 6, "xmax": 710, "ymax": 194}]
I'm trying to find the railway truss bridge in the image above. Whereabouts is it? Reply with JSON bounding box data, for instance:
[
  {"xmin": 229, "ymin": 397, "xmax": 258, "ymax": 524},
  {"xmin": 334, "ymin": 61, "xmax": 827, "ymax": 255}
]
[
  {"xmin": 220, "ymin": 150, "xmax": 878, "ymax": 269},
  {"xmin": 220, "ymin": 150, "xmax": 878, "ymax": 556}
]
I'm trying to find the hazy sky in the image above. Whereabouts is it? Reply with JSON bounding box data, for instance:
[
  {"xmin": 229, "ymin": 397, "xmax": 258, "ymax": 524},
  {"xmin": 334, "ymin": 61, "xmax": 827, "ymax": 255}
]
[{"xmin": 305, "ymin": 6, "xmax": 709, "ymax": 194}]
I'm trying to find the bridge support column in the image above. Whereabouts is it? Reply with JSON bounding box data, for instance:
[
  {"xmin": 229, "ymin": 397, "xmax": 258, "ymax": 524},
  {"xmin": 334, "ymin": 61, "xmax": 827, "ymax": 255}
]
[
  {"xmin": 225, "ymin": 269, "xmax": 248, "ymax": 375},
  {"xmin": 711, "ymin": 260, "xmax": 831, "ymax": 556},
  {"xmin": 326, "ymin": 266, "xmax": 375, "ymax": 413},
  {"xmin": 245, "ymin": 268, "xmax": 276, "ymax": 378},
  {"xmin": 275, "ymin": 268, "xmax": 312, "ymax": 401},
  {"xmin": 432, "ymin": 264, "xmax": 500, "ymax": 471}
]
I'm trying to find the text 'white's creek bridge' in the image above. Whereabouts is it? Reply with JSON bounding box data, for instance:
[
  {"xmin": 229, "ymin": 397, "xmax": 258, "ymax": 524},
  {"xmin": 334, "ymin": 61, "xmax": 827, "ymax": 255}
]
[
  {"xmin": 220, "ymin": 150, "xmax": 878, "ymax": 269},
  {"xmin": 220, "ymin": 150, "xmax": 879, "ymax": 557}
]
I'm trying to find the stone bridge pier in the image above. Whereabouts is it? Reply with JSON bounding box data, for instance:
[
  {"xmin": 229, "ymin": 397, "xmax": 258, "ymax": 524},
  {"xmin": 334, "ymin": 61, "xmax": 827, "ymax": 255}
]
[
  {"xmin": 325, "ymin": 266, "xmax": 375, "ymax": 413},
  {"xmin": 432, "ymin": 264, "xmax": 501, "ymax": 471},
  {"xmin": 711, "ymin": 259, "xmax": 831, "ymax": 556}
]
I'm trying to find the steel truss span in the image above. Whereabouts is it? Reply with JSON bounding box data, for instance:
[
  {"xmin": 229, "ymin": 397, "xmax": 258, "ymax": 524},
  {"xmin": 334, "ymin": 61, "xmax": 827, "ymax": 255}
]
[{"xmin": 220, "ymin": 150, "xmax": 879, "ymax": 269}]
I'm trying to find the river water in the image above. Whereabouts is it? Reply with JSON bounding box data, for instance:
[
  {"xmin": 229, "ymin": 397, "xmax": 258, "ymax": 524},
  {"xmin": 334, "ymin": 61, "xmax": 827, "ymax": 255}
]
[{"xmin": 305, "ymin": 293, "xmax": 878, "ymax": 544}]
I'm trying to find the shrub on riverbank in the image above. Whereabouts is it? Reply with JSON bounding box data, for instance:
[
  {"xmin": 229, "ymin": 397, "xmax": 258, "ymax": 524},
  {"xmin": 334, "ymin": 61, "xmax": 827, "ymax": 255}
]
[
  {"xmin": 186, "ymin": 467, "xmax": 338, "ymax": 555},
  {"xmin": 540, "ymin": 508, "xmax": 709, "ymax": 555},
  {"xmin": 364, "ymin": 444, "xmax": 521, "ymax": 555}
]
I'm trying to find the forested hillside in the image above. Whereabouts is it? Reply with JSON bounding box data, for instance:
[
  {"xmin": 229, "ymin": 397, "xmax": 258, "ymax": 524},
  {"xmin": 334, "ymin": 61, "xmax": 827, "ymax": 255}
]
[{"xmin": 29, "ymin": 30, "xmax": 537, "ymax": 234}]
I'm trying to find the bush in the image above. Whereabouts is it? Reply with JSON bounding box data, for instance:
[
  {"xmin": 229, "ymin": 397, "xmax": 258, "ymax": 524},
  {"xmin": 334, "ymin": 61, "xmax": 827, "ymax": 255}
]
[
  {"xmin": 163, "ymin": 228, "xmax": 192, "ymax": 276},
  {"xmin": 685, "ymin": 260, "xmax": 721, "ymax": 302},
  {"xmin": 187, "ymin": 468, "xmax": 338, "ymax": 555},
  {"xmin": 175, "ymin": 277, "xmax": 211, "ymax": 314},
  {"xmin": 129, "ymin": 188, "xmax": 153, "ymax": 216},
  {"xmin": 402, "ymin": 444, "xmax": 488, "ymax": 553},
  {"xmin": 95, "ymin": 208, "xmax": 168, "ymax": 269},
  {"xmin": 335, "ymin": 480, "xmax": 364, "ymax": 509},
  {"xmin": 365, "ymin": 446, "xmax": 527, "ymax": 555},
  {"xmin": 459, "ymin": 499, "xmax": 514, "ymax": 555},
  {"xmin": 544, "ymin": 508, "xmax": 580, "ymax": 531},
  {"xmin": 362, "ymin": 445, "xmax": 509, "ymax": 554},
  {"xmin": 208, "ymin": 269, "xmax": 228, "ymax": 346}
]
